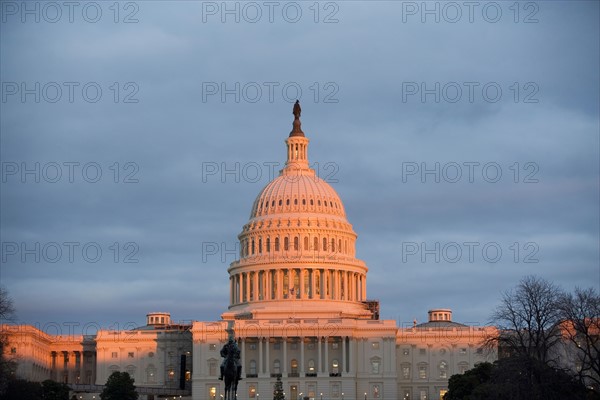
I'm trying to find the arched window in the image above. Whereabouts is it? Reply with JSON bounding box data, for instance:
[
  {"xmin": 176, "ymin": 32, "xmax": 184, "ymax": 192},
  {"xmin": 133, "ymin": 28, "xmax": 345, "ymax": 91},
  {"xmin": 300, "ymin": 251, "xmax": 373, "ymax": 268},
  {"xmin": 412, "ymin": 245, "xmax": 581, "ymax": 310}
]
[
  {"xmin": 146, "ymin": 364, "xmax": 156, "ymax": 383},
  {"xmin": 307, "ymin": 359, "xmax": 316, "ymax": 374},
  {"xmin": 331, "ymin": 238, "xmax": 335, "ymax": 252},
  {"xmin": 286, "ymin": 199, "xmax": 290, "ymax": 205},
  {"xmin": 258, "ymin": 238, "xmax": 262, "ymax": 254},
  {"xmin": 304, "ymin": 237, "xmax": 309, "ymax": 250},
  {"xmin": 332, "ymin": 359, "xmax": 339, "ymax": 375},
  {"xmin": 294, "ymin": 198, "xmax": 298, "ymax": 205},
  {"xmin": 251, "ymin": 239, "xmax": 255, "ymax": 255},
  {"xmin": 323, "ymin": 238, "xmax": 327, "ymax": 251},
  {"xmin": 302, "ymin": 199, "xmax": 306, "ymax": 205},
  {"xmin": 310, "ymin": 199, "xmax": 314, "ymax": 205},
  {"xmin": 291, "ymin": 359, "xmax": 298, "ymax": 373},
  {"xmin": 439, "ymin": 361, "xmax": 448, "ymax": 379},
  {"xmin": 275, "ymin": 238, "xmax": 280, "ymax": 251},
  {"xmin": 249, "ymin": 360, "xmax": 257, "ymax": 375},
  {"xmin": 278, "ymin": 199, "xmax": 282, "ymax": 206},
  {"xmin": 294, "ymin": 236, "xmax": 299, "ymax": 251},
  {"xmin": 266, "ymin": 237, "xmax": 271, "ymax": 252},
  {"xmin": 284, "ymin": 237, "xmax": 289, "ymax": 251},
  {"xmin": 314, "ymin": 237, "xmax": 319, "ymax": 251}
]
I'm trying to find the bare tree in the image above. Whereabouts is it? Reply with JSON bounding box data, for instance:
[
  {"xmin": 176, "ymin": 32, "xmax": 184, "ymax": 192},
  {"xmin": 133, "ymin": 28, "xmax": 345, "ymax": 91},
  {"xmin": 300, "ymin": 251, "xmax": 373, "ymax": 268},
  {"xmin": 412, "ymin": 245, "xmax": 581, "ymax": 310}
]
[
  {"xmin": 558, "ymin": 287, "xmax": 600, "ymax": 391},
  {"xmin": 0, "ymin": 286, "xmax": 15, "ymax": 322},
  {"xmin": 0, "ymin": 286, "xmax": 17, "ymax": 396},
  {"xmin": 487, "ymin": 276, "xmax": 563, "ymax": 365}
]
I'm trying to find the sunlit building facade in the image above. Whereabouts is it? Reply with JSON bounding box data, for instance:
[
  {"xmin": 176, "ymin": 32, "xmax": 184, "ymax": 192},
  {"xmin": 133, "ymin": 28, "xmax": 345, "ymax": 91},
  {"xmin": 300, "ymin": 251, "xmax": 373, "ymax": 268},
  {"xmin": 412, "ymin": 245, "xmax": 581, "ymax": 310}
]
[{"xmin": 1, "ymin": 106, "xmax": 497, "ymax": 400}]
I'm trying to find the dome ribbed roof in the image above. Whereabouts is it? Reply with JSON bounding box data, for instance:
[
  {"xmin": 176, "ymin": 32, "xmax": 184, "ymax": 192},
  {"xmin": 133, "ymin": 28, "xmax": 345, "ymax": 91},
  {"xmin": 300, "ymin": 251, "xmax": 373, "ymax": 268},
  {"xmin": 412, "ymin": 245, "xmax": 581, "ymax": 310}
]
[{"xmin": 250, "ymin": 170, "xmax": 346, "ymax": 218}]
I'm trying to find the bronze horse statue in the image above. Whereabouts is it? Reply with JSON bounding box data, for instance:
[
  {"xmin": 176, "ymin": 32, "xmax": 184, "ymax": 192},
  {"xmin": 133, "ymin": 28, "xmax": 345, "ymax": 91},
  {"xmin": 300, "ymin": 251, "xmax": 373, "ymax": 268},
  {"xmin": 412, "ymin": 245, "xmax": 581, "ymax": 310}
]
[{"xmin": 223, "ymin": 350, "xmax": 239, "ymax": 400}]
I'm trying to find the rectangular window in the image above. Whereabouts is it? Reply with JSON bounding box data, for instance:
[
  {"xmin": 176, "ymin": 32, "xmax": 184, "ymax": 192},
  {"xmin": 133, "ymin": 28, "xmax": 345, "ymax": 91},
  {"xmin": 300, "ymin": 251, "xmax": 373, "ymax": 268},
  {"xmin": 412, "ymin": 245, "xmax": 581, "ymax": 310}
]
[
  {"xmin": 419, "ymin": 348, "xmax": 426, "ymax": 355},
  {"xmin": 419, "ymin": 365, "xmax": 427, "ymax": 379},
  {"xmin": 274, "ymin": 341, "xmax": 281, "ymax": 350},
  {"xmin": 209, "ymin": 361, "xmax": 217, "ymax": 376},
  {"xmin": 371, "ymin": 360, "xmax": 380, "ymax": 374},
  {"xmin": 371, "ymin": 342, "xmax": 379, "ymax": 350},
  {"xmin": 209, "ymin": 344, "xmax": 217, "ymax": 351},
  {"xmin": 249, "ymin": 344, "xmax": 257, "ymax": 350},
  {"xmin": 111, "ymin": 352, "xmax": 118, "ymax": 359},
  {"xmin": 402, "ymin": 366, "xmax": 410, "ymax": 379},
  {"xmin": 128, "ymin": 352, "xmax": 134, "ymax": 358},
  {"xmin": 331, "ymin": 382, "xmax": 340, "ymax": 398},
  {"xmin": 10, "ymin": 347, "xmax": 16, "ymax": 354},
  {"xmin": 372, "ymin": 384, "xmax": 380, "ymax": 398},
  {"xmin": 402, "ymin": 348, "xmax": 409, "ymax": 355},
  {"xmin": 249, "ymin": 385, "xmax": 257, "ymax": 398},
  {"xmin": 460, "ymin": 348, "xmax": 467, "ymax": 355}
]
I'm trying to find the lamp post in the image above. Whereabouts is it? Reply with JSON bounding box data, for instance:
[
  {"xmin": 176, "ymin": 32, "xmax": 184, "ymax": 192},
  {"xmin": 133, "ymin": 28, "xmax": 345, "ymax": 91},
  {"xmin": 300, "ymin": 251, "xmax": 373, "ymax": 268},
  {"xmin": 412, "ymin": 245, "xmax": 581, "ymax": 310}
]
[
  {"xmin": 299, "ymin": 392, "xmax": 303, "ymax": 400},
  {"xmin": 342, "ymin": 393, "xmax": 344, "ymax": 400},
  {"xmin": 364, "ymin": 392, "xmax": 367, "ymax": 400},
  {"xmin": 320, "ymin": 393, "xmax": 323, "ymax": 400}
]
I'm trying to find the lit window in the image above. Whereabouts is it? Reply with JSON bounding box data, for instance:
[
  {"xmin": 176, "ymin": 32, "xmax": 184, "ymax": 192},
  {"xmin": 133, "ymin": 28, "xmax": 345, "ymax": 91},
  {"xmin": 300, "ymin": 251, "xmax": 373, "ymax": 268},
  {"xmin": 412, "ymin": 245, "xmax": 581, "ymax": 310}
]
[
  {"xmin": 209, "ymin": 344, "xmax": 217, "ymax": 351},
  {"xmin": 249, "ymin": 385, "xmax": 257, "ymax": 398},
  {"xmin": 419, "ymin": 364, "xmax": 427, "ymax": 379},
  {"xmin": 291, "ymin": 359, "xmax": 298, "ymax": 373},
  {"xmin": 373, "ymin": 385, "xmax": 380, "ymax": 398},
  {"xmin": 209, "ymin": 386, "xmax": 217, "ymax": 400},
  {"xmin": 439, "ymin": 361, "xmax": 447, "ymax": 379},
  {"xmin": 403, "ymin": 348, "xmax": 409, "ymax": 355},
  {"xmin": 308, "ymin": 359, "xmax": 315, "ymax": 372},
  {"xmin": 402, "ymin": 364, "xmax": 411, "ymax": 379},
  {"xmin": 332, "ymin": 359, "xmax": 339, "ymax": 374}
]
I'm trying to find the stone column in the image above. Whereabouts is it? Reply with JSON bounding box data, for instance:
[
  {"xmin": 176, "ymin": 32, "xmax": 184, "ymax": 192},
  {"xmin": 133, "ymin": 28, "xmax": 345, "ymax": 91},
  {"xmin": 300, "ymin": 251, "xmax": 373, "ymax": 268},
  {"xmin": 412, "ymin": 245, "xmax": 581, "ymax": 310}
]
[
  {"xmin": 317, "ymin": 337, "xmax": 322, "ymax": 374},
  {"xmin": 324, "ymin": 338, "xmax": 329, "ymax": 375},
  {"xmin": 259, "ymin": 338, "xmax": 264, "ymax": 375},
  {"xmin": 300, "ymin": 337, "xmax": 305, "ymax": 374},
  {"xmin": 342, "ymin": 337, "xmax": 346, "ymax": 374},
  {"xmin": 266, "ymin": 339, "xmax": 270, "ymax": 374},
  {"xmin": 240, "ymin": 338, "xmax": 245, "ymax": 377},
  {"xmin": 282, "ymin": 338, "xmax": 288, "ymax": 375}
]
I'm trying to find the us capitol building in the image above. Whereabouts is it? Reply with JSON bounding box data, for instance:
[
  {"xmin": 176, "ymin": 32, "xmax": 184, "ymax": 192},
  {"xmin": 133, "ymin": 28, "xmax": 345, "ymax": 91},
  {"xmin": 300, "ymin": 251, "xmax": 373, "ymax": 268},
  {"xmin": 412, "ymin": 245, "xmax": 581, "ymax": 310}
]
[{"xmin": 2, "ymin": 105, "xmax": 497, "ymax": 400}]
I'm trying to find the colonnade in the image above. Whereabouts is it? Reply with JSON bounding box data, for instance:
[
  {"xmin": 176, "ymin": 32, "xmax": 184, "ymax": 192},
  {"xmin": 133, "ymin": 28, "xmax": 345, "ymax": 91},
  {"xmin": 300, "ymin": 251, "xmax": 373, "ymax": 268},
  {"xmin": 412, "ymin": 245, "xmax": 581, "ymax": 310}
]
[
  {"xmin": 236, "ymin": 336, "xmax": 353, "ymax": 377},
  {"xmin": 230, "ymin": 268, "xmax": 366, "ymax": 305}
]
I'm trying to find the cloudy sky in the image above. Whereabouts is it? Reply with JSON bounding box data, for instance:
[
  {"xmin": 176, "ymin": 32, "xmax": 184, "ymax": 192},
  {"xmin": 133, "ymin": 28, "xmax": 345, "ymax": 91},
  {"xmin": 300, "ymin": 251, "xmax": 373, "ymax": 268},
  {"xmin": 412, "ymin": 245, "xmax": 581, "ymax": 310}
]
[{"xmin": 1, "ymin": 1, "xmax": 598, "ymax": 335}]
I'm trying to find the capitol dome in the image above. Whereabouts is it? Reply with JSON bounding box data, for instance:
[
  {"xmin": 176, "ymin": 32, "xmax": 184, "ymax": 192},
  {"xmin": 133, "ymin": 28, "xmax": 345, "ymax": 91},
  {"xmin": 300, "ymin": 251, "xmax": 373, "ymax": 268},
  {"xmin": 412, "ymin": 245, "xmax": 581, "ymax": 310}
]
[{"xmin": 223, "ymin": 102, "xmax": 372, "ymax": 320}]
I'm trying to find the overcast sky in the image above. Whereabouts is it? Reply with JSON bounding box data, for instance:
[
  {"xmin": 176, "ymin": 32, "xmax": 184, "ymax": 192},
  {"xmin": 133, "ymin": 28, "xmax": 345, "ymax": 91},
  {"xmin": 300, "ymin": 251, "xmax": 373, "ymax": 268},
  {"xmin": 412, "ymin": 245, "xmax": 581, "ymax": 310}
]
[{"xmin": 1, "ymin": 1, "xmax": 598, "ymax": 335}]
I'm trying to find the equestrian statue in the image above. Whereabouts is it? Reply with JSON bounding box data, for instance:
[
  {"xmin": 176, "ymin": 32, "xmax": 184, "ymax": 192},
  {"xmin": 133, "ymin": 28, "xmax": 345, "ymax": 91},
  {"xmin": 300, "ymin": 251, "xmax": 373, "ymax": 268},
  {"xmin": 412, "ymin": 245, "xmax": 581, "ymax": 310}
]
[{"xmin": 219, "ymin": 330, "xmax": 242, "ymax": 400}]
